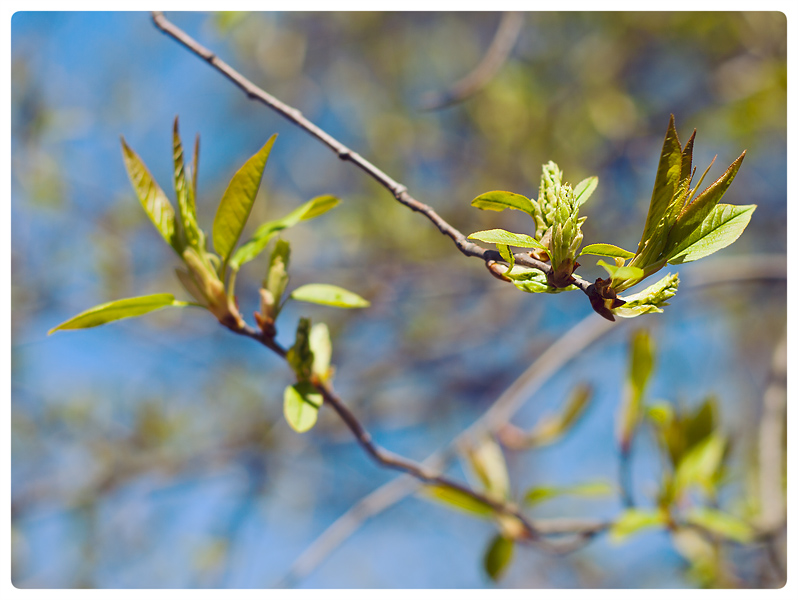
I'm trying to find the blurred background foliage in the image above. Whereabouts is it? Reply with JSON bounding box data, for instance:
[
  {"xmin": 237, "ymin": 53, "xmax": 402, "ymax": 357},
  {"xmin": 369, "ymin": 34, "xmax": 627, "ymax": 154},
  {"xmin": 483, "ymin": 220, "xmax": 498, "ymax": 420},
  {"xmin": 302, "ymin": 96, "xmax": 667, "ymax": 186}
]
[{"xmin": 11, "ymin": 12, "xmax": 785, "ymax": 588}]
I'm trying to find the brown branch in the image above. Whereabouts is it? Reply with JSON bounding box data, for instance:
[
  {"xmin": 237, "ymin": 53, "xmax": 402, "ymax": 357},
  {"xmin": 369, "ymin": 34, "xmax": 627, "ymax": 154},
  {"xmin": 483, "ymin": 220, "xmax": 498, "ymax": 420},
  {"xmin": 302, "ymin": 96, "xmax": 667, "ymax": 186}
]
[{"xmin": 418, "ymin": 12, "xmax": 525, "ymax": 111}]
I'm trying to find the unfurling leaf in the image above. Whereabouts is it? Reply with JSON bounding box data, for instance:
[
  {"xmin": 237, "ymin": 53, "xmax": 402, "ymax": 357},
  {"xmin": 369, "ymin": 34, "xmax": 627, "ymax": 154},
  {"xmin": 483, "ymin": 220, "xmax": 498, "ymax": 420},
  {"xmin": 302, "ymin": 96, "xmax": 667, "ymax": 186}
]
[
  {"xmin": 573, "ymin": 176, "xmax": 599, "ymax": 206},
  {"xmin": 483, "ymin": 534, "xmax": 514, "ymax": 582},
  {"xmin": 309, "ymin": 322, "xmax": 333, "ymax": 381},
  {"xmin": 173, "ymin": 117, "xmax": 203, "ymax": 251},
  {"xmin": 579, "ymin": 243, "xmax": 635, "ymax": 260},
  {"xmin": 673, "ymin": 432, "xmax": 726, "ymax": 498},
  {"xmin": 286, "ymin": 317, "xmax": 313, "ymax": 382},
  {"xmin": 610, "ymin": 508, "xmax": 667, "ymax": 542},
  {"xmin": 597, "ymin": 260, "xmax": 644, "ymax": 291},
  {"xmin": 213, "ymin": 135, "xmax": 277, "ymax": 263},
  {"xmin": 464, "ymin": 436, "xmax": 510, "ymax": 500},
  {"xmin": 666, "ymin": 204, "xmax": 756, "ymax": 264},
  {"xmin": 524, "ymin": 383, "xmax": 593, "ymax": 446},
  {"xmin": 471, "ymin": 191, "xmax": 535, "ymax": 215},
  {"xmin": 283, "ymin": 381, "xmax": 323, "ymax": 433},
  {"xmin": 467, "ymin": 229, "xmax": 546, "ymax": 250},
  {"xmin": 49, "ymin": 294, "xmax": 189, "ymax": 334},
  {"xmin": 121, "ymin": 137, "xmax": 180, "ymax": 253},
  {"xmin": 290, "ymin": 284, "xmax": 370, "ymax": 308},
  {"xmin": 524, "ymin": 480, "xmax": 612, "ymax": 506},
  {"xmin": 230, "ymin": 195, "xmax": 340, "ymax": 270},
  {"xmin": 507, "ymin": 266, "xmax": 576, "ymax": 294},
  {"xmin": 265, "ymin": 239, "xmax": 291, "ymax": 313},
  {"xmin": 496, "ymin": 244, "xmax": 515, "ymax": 274},
  {"xmin": 613, "ymin": 273, "xmax": 679, "ymax": 319}
]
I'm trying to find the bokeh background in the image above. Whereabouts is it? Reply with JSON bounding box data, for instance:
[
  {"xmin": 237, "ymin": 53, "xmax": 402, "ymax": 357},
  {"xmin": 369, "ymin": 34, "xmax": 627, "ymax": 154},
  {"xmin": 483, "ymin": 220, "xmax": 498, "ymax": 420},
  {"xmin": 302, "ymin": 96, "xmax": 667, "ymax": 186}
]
[{"xmin": 11, "ymin": 12, "xmax": 786, "ymax": 588}]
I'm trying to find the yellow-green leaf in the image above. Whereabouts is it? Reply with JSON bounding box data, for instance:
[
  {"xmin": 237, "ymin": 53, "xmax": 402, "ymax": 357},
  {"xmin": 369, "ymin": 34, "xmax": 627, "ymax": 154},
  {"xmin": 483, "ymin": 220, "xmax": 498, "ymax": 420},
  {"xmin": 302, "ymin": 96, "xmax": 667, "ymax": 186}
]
[
  {"xmin": 667, "ymin": 204, "xmax": 756, "ymax": 264},
  {"xmin": 685, "ymin": 508, "xmax": 754, "ymax": 544},
  {"xmin": 120, "ymin": 137, "xmax": 180, "ymax": 253},
  {"xmin": 309, "ymin": 322, "xmax": 333, "ymax": 381},
  {"xmin": 524, "ymin": 480, "xmax": 613, "ymax": 506},
  {"xmin": 213, "ymin": 135, "xmax": 277, "ymax": 263},
  {"xmin": 617, "ymin": 330, "xmax": 654, "ymax": 451},
  {"xmin": 673, "ymin": 432, "xmax": 726, "ymax": 497},
  {"xmin": 173, "ymin": 117, "xmax": 202, "ymax": 250},
  {"xmin": 419, "ymin": 485, "xmax": 494, "ymax": 517},
  {"xmin": 290, "ymin": 284, "xmax": 370, "ymax": 308},
  {"xmin": 49, "ymin": 294, "xmax": 188, "ymax": 334},
  {"xmin": 471, "ymin": 190, "xmax": 534, "ymax": 215},
  {"xmin": 468, "ymin": 229, "xmax": 546, "ymax": 250},
  {"xmin": 283, "ymin": 382, "xmax": 323, "ymax": 433},
  {"xmin": 579, "ymin": 243, "xmax": 635, "ymax": 260},
  {"xmin": 484, "ymin": 534, "xmax": 514, "ymax": 582},
  {"xmin": 573, "ymin": 176, "xmax": 599, "ymax": 206},
  {"xmin": 610, "ymin": 508, "xmax": 667, "ymax": 543},
  {"xmin": 465, "ymin": 436, "xmax": 510, "ymax": 500}
]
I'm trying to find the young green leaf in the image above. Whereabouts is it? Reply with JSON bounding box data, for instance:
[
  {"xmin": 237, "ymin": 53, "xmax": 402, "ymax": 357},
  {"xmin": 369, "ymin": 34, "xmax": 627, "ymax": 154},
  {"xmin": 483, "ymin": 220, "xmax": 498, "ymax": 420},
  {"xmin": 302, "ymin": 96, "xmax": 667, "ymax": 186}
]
[
  {"xmin": 419, "ymin": 485, "xmax": 495, "ymax": 517},
  {"xmin": 120, "ymin": 137, "xmax": 180, "ymax": 253},
  {"xmin": 524, "ymin": 481, "xmax": 613, "ymax": 506},
  {"xmin": 286, "ymin": 317, "xmax": 313, "ymax": 382},
  {"xmin": 471, "ymin": 190, "xmax": 535, "ymax": 215},
  {"xmin": 265, "ymin": 239, "xmax": 291, "ymax": 309},
  {"xmin": 673, "ymin": 432, "xmax": 726, "ymax": 498},
  {"xmin": 524, "ymin": 383, "xmax": 593, "ymax": 447},
  {"xmin": 637, "ymin": 115, "xmax": 683, "ymax": 253},
  {"xmin": 468, "ymin": 229, "xmax": 547, "ymax": 250},
  {"xmin": 579, "ymin": 243, "xmax": 635, "ymax": 260},
  {"xmin": 483, "ymin": 534, "xmax": 514, "ymax": 582},
  {"xmin": 213, "ymin": 135, "xmax": 277, "ymax": 263},
  {"xmin": 290, "ymin": 284, "xmax": 370, "ymax": 309},
  {"xmin": 230, "ymin": 195, "xmax": 340, "ymax": 271},
  {"xmin": 684, "ymin": 508, "xmax": 754, "ymax": 544},
  {"xmin": 613, "ymin": 273, "xmax": 679, "ymax": 319},
  {"xmin": 573, "ymin": 176, "xmax": 598, "ymax": 206},
  {"xmin": 283, "ymin": 381, "xmax": 323, "ymax": 433},
  {"xmin": 610, "ymin": 508, "xmax": 667, "ymax": 542},
  {"xmin": 309, "ymin": 322, "xmax": 333, "ymax": 381},
  {"xmin": 597, "ymin": 260, "xmax": 644, "ymax": 290},
  {"xmin": 667, "ymin": 204, "xmax": 756, "ymax": 264},
  {"xmin": 508, "ymin": 267, "xmax": 576, "ymax": 294},
  {"xmin": 465, "ymin": 436, "xmax": 510, "ymax": 500},
  {"xmin": 667, "ymin": 151, "xmax": 746, "ymax": 252},
  {"xmin": 496, "ymin": 244, "xmax": 515, "ymax": 273},
  {"xmin": 49, "ymin": 294, "xmax": 189, "ymax": 334},
  {"xmin": 172, "ymin": 117, "xmax": 202, "ymax": 250}
]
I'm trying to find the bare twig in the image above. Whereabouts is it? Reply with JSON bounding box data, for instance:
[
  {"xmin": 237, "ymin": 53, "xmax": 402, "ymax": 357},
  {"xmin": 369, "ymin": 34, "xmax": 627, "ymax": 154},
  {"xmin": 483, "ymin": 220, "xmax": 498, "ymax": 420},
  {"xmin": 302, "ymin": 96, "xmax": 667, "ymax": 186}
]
[{"xmin": 418, "ymin": 12, "xmax": 524, "ymax": 110}]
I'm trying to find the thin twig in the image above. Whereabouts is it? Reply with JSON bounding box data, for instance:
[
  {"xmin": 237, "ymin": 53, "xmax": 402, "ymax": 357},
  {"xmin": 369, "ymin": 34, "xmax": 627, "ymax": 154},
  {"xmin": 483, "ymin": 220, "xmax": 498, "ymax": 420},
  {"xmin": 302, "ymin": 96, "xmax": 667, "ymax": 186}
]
[{"xmin": 418, "ymin": 12, "xmax": 524, "ymax": 110}]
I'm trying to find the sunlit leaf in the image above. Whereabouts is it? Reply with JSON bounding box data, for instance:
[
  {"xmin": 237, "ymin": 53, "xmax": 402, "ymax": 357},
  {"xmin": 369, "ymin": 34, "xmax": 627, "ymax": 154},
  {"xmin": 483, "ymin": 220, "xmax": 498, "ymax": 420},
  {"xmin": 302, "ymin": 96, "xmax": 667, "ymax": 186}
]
[
  {"xmin": 525, "ymin": 480, "xmax": 613, "ymax": 506},
  {"xmin": 613, "ymin": 273, "xmax": 679, "ymax": 319},
  {"xmin": 673, "ymin": 432, "xmax": 726, "ymax": 497},
  {"xmin": 49, "ymin": 294, "xmax": 189, "ymax": 334},
  {"xmin": 483, "ymin": 534, "xmax": 514, "ymax": 582},
  {"xmin": 610, "ymin": 508, "xmax": 667, "ymax": 542},
  {"xmin": 579, "ymin": 243, "xmax": 635, "ymax": 260},
  {"xmin": 597, "ymin": 260, "xmax": 644, "ymax": 289},
  {"xmin": 685, "ymin": 508, "xmax": 754, "ymax": 544},
  {"xmin": 471, "ymin": 190, "xmax": 534, "ymax": 215},
  {"xmin": 667, "ymin": 151, "xmax": 746, "ymax": 253},
  {"xmin": 667, "ymin": 204, "xmax": 756, "ymax": 264},
  {"xmin": 265, "ymin": 239, "xmax": 291, "ymax": 307},
  {"xmin": 283, "ymin": 381, "xmax": 323, "ymax": 433},
  {"xmin": 465, "ymin": 436, "xmax": 510, "ymax": 500},
  {"xmin": 230, "ymin": 195, "xmax": 340, "ymax": 270},
  {"xmin": 309, "ymin": 322, "xmax": 333, "ymax": 381},
  {"xmin": 120, "ymin": 137, "xmax": 180, "ymax": 253},
  {"xmin": 420, "ymin": 485, "xmax": 494, "ymax": 517},
  {"xmin": 526, "ymin": 383, "xmax": 593, "ymax": 446},
  {"xmin": 468, "ymin": 229, "xmax": 546, "ymax": 250},
  {"xmin": 290, "ymin": 284, "xmax": 370, "ymax": 308},
  {"xmin": 573, "ymin": 176, "xmax": 598, "ymax": 206},
  {"xmin": 637, "ymin": 115, "xmax": 682, "ymax": 253},
  {"xmin": 496, "ymin": 244, "xmax": 515, "ymax": 273},
  {"xmin": 173, "ymin": 117, "xmax": 202, "ymax": 250},
  {"xmin": 213, "ymin": 135, "xmax": 277, "ymax": 263},
  {"xmin": 617, "ymin": 329, "xmax": 654, "ymax": 452}
]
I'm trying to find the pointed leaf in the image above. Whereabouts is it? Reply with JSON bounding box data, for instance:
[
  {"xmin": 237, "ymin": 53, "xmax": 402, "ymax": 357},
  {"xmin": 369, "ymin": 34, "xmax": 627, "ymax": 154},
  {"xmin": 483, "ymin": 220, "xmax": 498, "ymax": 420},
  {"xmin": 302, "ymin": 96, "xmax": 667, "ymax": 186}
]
[
  {"xmin": 230, "ymin": 195, "xmax": 340, "ymax": 270},
  {"xmin": 173, "ymin": 117, "xmax": 202, "ymax": 250},
  {"xmin": 468, "ymin": 229, "xmax": 546, "ymax": 250},
  {"xmin": 471, "ymin": 191, "xmax": 534, "ymax": 215},
  {"xmin": 668, "ymin": 151, "xmax": 746, "ymax": 251},
  {"xmin": 673, "ymin": 432, "xmax": 726, "ymax": 497},
  {"xmin": 465, "ymin": 437, "xmax": 510, "ymax": 500},
  {"xmin": 120, "ymin": 137, "xmax": 180, "ymax": 252},
  {"xmin": 484, "ymin": 535, "xmax": 514, "ymax": 582},
  {"xmin": 420, "ymin": 485, "xmax": 494, "ymax": 517},
  {"xmin": 283, "ymin": 382, "xmax": 323, "ymax": 433},
  {"xmin": 573, "ymin": 176, "xmax": 598, "ymax": 206},
  {"xmin": 49, "ymin": 294, "xmax": 188, "ymax": 334},
  {"xmin": 667, "ymin": 204, "xmax": 756, "ymax": 264},
  {"xmin": 290, "ymin": 284, "xmax": 370, "ymax": 308},
  {"xmin": 524, "ymin": 481, "xmax": 613, "ymax": 506},
  {"xmin": 309, "ymin": 322, "xmax": 333, "ymax": 381},
  {"xmin": 213, "ymin": 135, "xmax": 277, "ymax": 262},
  {"xmin": 610, "ymin": 508, "xmax": 667, "ymax": 542},
  {"xmin": 617, "ymin": 329, "xmax": 654, "ymax": 452},
  {"xmin": 286, "ymin": 317, "xmax": 313, "ymax": 382},
  {"xmin": 496, "ymin": 244, "xmax": 515, "ymax": 273},
  {"xmin": 579, "ymin": 243, "xmax": 635, "ymax": 260},
  {"xmin": 265, "ymin": 239, "xmax": 291, "ymax": 305},
  {"xmin": 638, "ymin": 115, "xmax": 682, "ymax": 253},
  {"xmin": 685, "ymin": 508, "xmax": 754, "ymax": 544},
  {"xmin": 679, "ymin": 130, "xmax": 696, "ymax": 188},
  {"xmin": 613, "ymin": 273, "xmax": 679, "ymax": 319},
  {"xmin": 191, "ymin": 133, "xmax": 200, "ymax": 200},
  {"xmin": 597, "ymin": 260, "xmax": 644, "ymax": 289}
]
